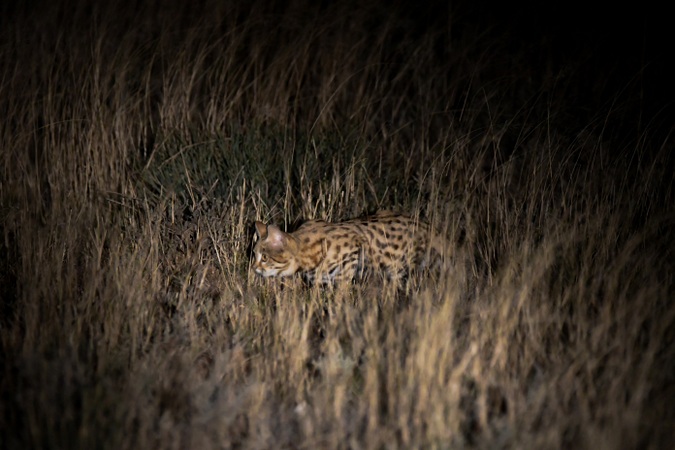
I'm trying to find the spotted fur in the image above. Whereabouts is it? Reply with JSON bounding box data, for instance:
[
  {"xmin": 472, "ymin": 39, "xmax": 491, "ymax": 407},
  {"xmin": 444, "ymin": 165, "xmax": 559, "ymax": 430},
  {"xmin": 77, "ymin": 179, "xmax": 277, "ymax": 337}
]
[{"xmin": 252, "ymin": 212, "xmax": 450, "ymax": 284}]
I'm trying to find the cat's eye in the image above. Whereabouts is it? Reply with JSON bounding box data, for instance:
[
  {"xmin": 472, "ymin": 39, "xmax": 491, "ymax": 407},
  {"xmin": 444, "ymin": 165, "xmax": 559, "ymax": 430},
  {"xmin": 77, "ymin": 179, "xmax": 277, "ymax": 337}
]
[{"xmin": 260, "ymin": 254, "xmax": 268, "ymax": 262}]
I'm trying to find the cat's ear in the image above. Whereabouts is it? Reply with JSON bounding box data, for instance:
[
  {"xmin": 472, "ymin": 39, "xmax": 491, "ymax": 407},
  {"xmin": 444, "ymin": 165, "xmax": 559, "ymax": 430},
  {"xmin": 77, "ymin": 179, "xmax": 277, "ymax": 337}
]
[
  {"xmin": 254, "ymin": 221, "xmax": 268, "ymax": 240},
  {"xmin": 266, "ymin": 225, "xmax": 287, "ymax": 250}
]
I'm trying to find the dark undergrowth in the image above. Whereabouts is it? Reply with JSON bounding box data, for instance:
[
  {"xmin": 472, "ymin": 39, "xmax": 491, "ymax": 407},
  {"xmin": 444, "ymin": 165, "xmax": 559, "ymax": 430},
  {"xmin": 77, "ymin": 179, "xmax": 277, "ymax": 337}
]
[{"xmin": 1, "ymin": 1, "xmax": 673, "ymax": 448}]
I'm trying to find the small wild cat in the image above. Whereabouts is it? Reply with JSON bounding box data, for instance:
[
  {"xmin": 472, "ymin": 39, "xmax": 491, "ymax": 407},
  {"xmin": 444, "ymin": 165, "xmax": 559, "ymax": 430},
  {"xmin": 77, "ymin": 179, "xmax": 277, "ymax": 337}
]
[{"xmin": 252, "ymin": 211, "xmax": 450, "ymax": 285}]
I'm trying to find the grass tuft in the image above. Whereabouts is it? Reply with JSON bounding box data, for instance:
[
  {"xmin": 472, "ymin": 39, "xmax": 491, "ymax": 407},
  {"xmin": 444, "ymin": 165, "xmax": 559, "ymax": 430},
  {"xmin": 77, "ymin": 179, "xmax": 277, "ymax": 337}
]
[{"xmin": 1, "ymin": 0, "xmax": 673, "ymax": 448}]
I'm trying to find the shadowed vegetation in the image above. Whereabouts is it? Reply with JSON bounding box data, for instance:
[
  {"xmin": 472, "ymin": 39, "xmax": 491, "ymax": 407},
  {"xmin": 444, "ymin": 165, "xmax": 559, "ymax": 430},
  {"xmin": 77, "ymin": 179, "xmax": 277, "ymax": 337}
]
[{"xmin": 1, "ymin": 1, "xmax": 673, "ymax": 448}]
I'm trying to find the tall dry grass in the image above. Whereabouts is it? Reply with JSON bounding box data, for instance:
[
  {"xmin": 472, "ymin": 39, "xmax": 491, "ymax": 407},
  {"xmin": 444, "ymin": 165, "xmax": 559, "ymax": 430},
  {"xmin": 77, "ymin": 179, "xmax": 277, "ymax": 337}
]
[{"xmin": 1, "ymin": 1, "xmax": 673, "ymax": 449}]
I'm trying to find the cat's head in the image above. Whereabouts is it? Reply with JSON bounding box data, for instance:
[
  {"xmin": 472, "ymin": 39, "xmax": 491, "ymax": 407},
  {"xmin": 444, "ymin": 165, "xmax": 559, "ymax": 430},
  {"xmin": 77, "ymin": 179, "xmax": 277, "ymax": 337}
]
[{"xmin": 252, "ymin": 221, "xmax": 299, "ymax": 278}]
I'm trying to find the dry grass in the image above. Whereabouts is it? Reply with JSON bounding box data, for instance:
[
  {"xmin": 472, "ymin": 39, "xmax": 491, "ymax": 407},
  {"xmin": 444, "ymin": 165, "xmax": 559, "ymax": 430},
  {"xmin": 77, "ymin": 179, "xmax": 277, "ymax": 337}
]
[{"xmin": 1, "ymin": 1, "xmax": 673, "ymax": 449}]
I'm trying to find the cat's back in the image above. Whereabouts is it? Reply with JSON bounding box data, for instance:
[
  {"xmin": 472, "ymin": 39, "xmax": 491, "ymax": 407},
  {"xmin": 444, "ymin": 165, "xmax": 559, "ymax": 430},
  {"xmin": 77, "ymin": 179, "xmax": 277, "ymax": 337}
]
[
  {"xmin": 292, "ymin": 213, "xmax": 434, "ymax": 247},
  {"xmin": 295, "ymin": 219, "xmax": 328, "ymax": 232},
  {"xmin": 348, "ymin": 213, "xmax": 426, "ymax": 236}
]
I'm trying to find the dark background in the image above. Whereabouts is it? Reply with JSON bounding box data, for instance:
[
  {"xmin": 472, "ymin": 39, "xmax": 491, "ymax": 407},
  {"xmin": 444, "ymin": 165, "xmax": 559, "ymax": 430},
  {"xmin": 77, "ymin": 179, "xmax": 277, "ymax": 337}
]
[{"xmin": 420, "ymin": 0, "xmax": 673, "ymax": 138}]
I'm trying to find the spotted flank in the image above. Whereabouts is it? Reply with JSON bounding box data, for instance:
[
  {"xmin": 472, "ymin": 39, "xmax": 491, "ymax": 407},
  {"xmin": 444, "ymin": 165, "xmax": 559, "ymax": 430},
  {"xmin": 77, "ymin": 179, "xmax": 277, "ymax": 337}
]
[{"xmin": 252, "ymin": 212, "xmax": 451, "ymax": 285}]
